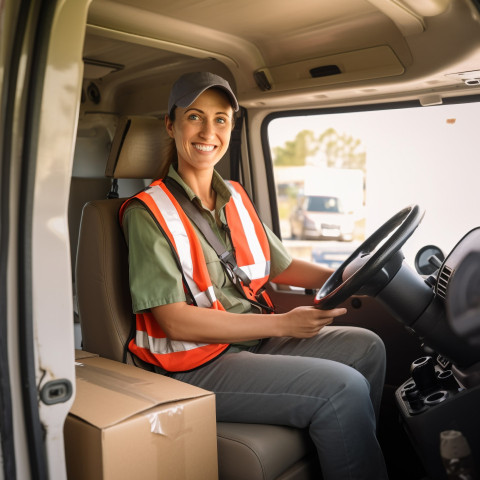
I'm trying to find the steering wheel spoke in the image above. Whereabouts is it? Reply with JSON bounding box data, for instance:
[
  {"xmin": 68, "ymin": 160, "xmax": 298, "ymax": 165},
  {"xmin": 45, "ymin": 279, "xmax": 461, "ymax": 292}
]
[{"xmin": 314, "ymin": 205, "xmax": 425, "ymax": 310}]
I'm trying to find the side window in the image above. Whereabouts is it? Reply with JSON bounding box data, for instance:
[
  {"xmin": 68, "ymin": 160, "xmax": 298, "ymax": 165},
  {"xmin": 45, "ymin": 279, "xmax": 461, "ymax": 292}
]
[{"xmin": 267, "ymin": 102, "xmax": 480, "ymax": 268}]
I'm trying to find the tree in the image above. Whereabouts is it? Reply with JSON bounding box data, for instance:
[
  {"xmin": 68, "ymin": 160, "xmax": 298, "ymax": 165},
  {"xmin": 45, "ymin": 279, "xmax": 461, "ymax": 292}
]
[
  {"xmin": 272, "ymin": 130, "xmax": 317, "ymax": 166},
  {"xmin": 316, "ymin": 128, "xmax": 366, "ymax": 172},
  {"xmin": 273, "ymin": 127, "xmax": 366, "ymax": 173}
]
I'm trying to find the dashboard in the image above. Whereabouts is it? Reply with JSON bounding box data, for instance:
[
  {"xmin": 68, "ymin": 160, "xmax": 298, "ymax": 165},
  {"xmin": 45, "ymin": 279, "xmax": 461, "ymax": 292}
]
[{"xmin": 390, "ymin": 228, "xmax": 480, "ymax": 479}]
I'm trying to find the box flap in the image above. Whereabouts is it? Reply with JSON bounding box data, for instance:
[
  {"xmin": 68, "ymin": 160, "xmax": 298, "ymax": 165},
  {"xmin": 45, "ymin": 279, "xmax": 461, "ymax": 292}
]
[{"xmin": 71, "ymin": 356, "xmax": 213, "ymax": 429}]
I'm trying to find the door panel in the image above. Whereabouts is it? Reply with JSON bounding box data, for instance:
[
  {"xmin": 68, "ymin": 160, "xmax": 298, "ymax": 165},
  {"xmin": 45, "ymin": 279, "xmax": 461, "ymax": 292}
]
[{"xmin": 1, "ymin": 0, "xmax": 91, "ymax": 478}]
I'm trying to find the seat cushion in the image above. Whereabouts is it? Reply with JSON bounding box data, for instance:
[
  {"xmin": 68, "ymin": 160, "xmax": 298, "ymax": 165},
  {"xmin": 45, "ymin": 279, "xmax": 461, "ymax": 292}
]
[{"xmin": 217, "ymin": 422, "xmax": 319, "ymax": 480}]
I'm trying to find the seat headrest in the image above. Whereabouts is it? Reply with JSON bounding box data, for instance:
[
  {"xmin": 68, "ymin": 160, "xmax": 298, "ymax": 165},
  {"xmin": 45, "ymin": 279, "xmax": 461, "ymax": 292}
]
[{"xmin": 105, "ymin": 116, "xmax": 169, "ymax": 179}]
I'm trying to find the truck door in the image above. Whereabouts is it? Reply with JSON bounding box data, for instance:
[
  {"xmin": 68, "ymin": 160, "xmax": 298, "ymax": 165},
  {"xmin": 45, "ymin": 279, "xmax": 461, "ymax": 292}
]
[{"xmin": 0, "ymin": 1, "xmax": 90, "ymax": 478}]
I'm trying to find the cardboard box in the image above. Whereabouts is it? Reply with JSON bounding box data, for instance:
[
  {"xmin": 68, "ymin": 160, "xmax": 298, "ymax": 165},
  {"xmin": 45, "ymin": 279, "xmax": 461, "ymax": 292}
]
[{"xmin": 64, "ymin": 356, "xmax": 218, "ymax": 480}]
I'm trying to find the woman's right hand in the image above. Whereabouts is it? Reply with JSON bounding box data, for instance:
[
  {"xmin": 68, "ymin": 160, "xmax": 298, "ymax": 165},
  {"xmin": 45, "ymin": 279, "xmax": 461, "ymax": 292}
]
[{"xmin": 278, "ymin": 306, "xmax": 347, "ymax": 338}]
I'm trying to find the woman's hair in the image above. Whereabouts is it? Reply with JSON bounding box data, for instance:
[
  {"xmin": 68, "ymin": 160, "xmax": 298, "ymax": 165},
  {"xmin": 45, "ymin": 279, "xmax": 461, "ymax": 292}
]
[
  {"xmin": 156, "ymin": 109, "xmax": 177, "ymax": 180},
  {"xmin": 156, "ymin": 87, "xmax": 239, "ymax": 180}
]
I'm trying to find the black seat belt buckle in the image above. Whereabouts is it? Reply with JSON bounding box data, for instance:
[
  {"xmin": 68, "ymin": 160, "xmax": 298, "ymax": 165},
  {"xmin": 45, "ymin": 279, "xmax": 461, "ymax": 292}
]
[
  {"xmin": 219, "ymin": 251, "xmax": 238, "ymax": 283},
  {"xmin": 219, "ymin": 251, "xmax": 251, "ymax": 287}
]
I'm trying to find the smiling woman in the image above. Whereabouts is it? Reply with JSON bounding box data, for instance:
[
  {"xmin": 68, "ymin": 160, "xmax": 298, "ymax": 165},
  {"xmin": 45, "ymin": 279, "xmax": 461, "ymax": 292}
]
[
  {"xmin": 157, "ymin": 72, "xmax": 238, "ymax": 192},
  {"xmin": 166, "ymin": 88, "xmax": 235, "ymax": 207},
  {"xmin": 117, "ymin": 71, "xmax": 389, "ymax": 480}
]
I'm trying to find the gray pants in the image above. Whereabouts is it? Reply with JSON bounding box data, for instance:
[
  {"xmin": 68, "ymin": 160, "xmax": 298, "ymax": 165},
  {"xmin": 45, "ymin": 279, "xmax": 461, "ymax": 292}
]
[{"xmin": 173, "ymin": 326, "xmax": 389, "ymax": 480}]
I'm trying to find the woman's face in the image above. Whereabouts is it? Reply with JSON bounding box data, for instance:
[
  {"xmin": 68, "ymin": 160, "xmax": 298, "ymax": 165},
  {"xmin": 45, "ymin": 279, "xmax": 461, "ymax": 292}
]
[{"xmin": 165, "ymin": 88, "xmax": 234, "ymax": 174}]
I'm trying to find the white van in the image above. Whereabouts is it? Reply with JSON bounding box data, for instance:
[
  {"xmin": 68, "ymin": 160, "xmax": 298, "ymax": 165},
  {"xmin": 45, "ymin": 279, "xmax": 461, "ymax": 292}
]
[{"xmin": 290, "ymin": 195, "xmax": 355, "ymax": 241}]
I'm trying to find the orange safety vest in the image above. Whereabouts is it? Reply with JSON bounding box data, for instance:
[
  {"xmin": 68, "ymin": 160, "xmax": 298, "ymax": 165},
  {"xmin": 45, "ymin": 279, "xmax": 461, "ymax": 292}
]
[{"xmin": 119, "ymin": 178, "xmax": 274, "ymax": 372}]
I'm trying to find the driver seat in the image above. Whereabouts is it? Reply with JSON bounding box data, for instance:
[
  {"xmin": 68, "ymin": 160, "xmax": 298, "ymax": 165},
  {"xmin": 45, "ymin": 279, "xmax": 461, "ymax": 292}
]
[{"xmin": 75, "ymin": 115, "xmax": 320, "ymax": 480}]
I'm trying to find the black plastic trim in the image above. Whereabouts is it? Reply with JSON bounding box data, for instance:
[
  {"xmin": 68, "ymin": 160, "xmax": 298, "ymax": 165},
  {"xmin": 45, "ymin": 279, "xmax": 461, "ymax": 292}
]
[
  {"xmin": 242, "ymin": 109, "xmax": 258, "ymax": 204},
  {"xmin": 229, "ymin": 107, "xmax": 244, "ymax": 182},
  {"xmin": 0, "ymin": 1, "xmax": 32, "ymax": 479}
]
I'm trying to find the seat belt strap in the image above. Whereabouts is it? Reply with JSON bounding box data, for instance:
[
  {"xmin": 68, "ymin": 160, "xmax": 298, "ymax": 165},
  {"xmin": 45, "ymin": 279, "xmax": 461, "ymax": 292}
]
[
  {"xmin": 163, "ymin": 177, "xmax": 251, "ymax": 287},
  {"xmin": 229, "ymin": 108, "xmax": 244, "ymax": 182}
]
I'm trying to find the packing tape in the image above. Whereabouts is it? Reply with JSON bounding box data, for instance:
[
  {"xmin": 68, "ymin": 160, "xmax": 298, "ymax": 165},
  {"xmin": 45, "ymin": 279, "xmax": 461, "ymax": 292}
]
[
  {"xmin": 75, "ymin": 361, "xmax": 162, "ymax": 404},
  {"xmin": 148, "ymin": 404, "xmax": 185, "ymax": 436}
]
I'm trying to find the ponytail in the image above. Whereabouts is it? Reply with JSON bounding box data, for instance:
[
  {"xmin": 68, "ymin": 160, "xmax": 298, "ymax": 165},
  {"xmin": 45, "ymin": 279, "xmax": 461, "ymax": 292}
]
[{"xmin": 156, "ymin": 110, "xmax": 177, "ymax": 180}]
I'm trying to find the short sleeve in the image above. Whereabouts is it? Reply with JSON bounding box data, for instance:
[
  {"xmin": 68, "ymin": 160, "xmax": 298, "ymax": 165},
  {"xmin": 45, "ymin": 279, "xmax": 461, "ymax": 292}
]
[
  {"xmin": 122, "ymin": 202, "xmax": 187, "ymax": 313},
  {"xmin": 264, "ymin": 223, "xmax": 292, "ymax": 279}
]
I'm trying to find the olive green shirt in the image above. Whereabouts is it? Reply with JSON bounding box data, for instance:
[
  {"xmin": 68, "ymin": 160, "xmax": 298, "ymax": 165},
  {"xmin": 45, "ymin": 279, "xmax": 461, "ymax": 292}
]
[{"xmin": 122, "ymin": 166, "xmax": 292, "ymax": 347}]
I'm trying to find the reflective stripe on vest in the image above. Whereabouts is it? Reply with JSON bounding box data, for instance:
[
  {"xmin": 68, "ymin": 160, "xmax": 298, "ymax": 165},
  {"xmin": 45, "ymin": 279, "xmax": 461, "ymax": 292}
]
[
  {"xmin": 225, "ymin": 181, "xmax": 270, "ymax": 287},
  {"xmin": 224, "ymin": 181, "xmax": 274, "ymax": 310},
  {"xmin": 129, "ymin": 309, "xmax": 228, "ymax": 372},
  {"xmin": 119, "ymin": 178, "xmax": 272, "ymax": 372},
  {"xmin": 144, "ymin": 183, "xmax": 218, "ymax": 308}
]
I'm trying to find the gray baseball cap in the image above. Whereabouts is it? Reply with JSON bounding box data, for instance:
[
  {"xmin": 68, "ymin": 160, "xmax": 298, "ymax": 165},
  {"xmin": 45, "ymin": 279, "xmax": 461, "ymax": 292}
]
[{"xmin": 168, "ymin": 72, "xmax": 239, "ymax": 115}]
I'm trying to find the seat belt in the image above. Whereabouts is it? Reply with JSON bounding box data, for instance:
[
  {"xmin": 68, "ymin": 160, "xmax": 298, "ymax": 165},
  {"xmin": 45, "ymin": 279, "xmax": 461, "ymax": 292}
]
[
  {"xmin": 163, "ymin": 177, "xmax": 250, "ymax": 286},
  {"xmin": 229, "ymin": 108, "xmax": 245, "ymax": 182},
  {"xmin": 163, "ymin": 177, "xmax": 274, "ymax": 313}
]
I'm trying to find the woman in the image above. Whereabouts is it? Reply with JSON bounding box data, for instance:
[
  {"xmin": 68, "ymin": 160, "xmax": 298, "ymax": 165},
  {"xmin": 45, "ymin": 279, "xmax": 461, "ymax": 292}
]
[{"xmin": 121, "ymin": 71, "xmax": 389, "ymax": 479}]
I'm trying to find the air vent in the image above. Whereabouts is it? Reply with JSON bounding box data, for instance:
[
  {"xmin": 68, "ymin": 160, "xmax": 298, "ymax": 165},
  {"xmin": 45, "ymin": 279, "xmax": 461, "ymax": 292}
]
[{"xmin": 436, "ymin": 265, "xmax": 453, "ymax": 299}]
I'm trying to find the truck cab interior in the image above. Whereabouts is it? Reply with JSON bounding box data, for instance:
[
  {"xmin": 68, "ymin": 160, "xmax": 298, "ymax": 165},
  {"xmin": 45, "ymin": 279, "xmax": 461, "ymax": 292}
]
[{"xmin": 2, "ymin": 0, "xmax": 480, "ymax": 479}]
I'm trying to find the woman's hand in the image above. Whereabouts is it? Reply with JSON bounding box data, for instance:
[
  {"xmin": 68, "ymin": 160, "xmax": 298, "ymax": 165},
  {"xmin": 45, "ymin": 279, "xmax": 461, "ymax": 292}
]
[{"xmin": 277, "ymin": 306, "xmax": 347, "ymax": 338}]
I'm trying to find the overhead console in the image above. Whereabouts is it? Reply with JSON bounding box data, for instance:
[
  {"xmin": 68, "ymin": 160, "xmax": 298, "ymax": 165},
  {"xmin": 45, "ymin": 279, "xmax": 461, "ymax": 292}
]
[{"xmin": 254, "ymin": 46, "xmax": 405, "ymax": 93}]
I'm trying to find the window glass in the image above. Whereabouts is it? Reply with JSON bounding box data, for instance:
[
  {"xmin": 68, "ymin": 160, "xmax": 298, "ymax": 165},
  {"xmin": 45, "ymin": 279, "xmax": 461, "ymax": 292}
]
[{"xmin": 267, "ymin": 102, "xmax": 480, "ymax": 269}]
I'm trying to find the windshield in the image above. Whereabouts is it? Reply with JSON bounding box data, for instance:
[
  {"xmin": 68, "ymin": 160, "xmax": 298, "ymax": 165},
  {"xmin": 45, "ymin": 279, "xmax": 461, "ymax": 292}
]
[{"xmin": 267, "ymin": 100, "xmax": 480, "ymax": 269}]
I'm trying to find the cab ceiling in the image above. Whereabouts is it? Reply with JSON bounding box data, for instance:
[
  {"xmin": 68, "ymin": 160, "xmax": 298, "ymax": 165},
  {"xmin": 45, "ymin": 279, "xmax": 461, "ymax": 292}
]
[{"xmin": 85, "ymin": 0, "xmax": 480, "ymax": 111}]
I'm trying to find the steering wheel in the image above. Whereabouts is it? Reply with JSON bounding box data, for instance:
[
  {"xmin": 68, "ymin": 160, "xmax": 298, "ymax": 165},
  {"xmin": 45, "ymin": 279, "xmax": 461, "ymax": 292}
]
[{"xmin": 314, "ymin": 205, "xmax": 425, "ymax": 310}]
